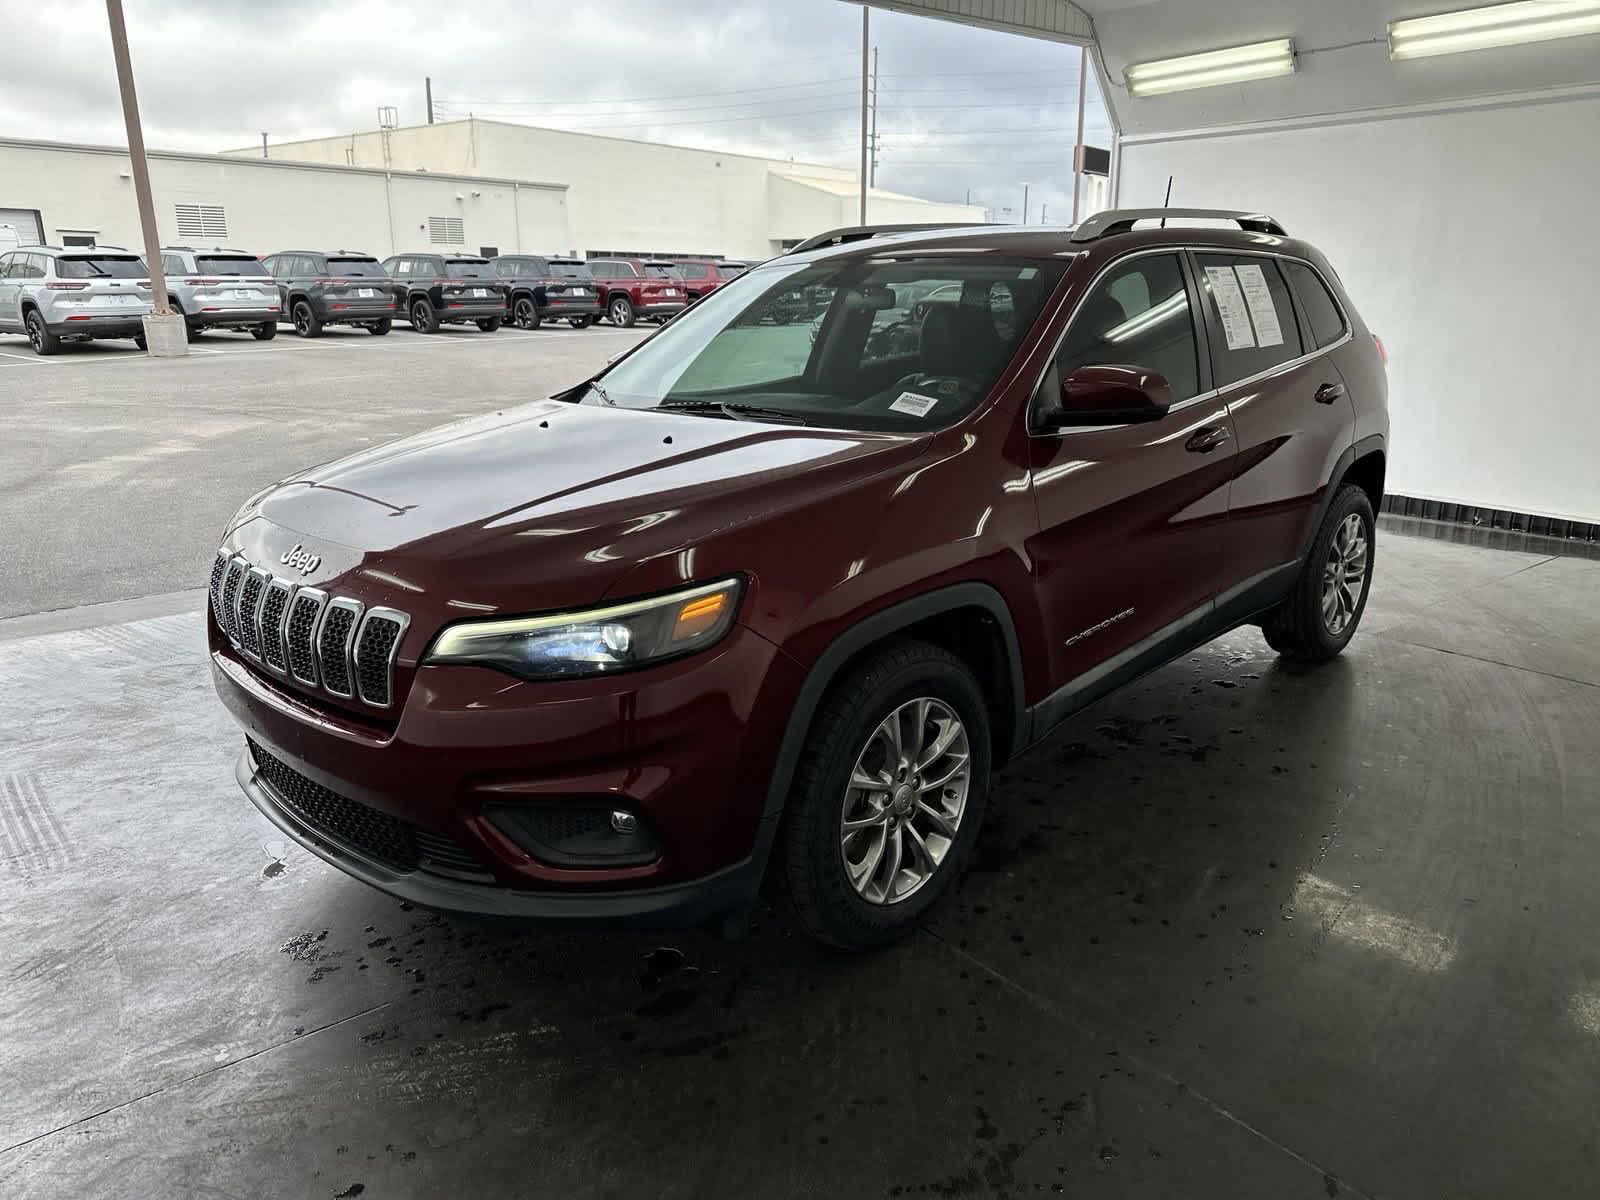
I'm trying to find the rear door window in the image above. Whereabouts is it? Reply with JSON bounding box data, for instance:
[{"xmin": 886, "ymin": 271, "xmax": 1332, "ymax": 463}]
[
  {"xmin": 1193, "ymin": 253, "xmax": 1305, "ymax": 386},
  {"xmin": 1049, "ymin": 252, "xmax": 1201, "ymax": 404},
  {"xmin": 1281, "ymin": 260, "xmax": 1347, "ymax": 349}
]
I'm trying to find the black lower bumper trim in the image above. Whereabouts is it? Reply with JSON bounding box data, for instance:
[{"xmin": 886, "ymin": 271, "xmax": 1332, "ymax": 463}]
[{"xmin": 235, "ymin": 746, "xmax": 762, "ymax": 927}]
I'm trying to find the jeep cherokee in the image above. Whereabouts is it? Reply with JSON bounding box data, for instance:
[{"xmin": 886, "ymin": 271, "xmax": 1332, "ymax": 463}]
[
  {"xmin": 159, "ymin": 246, "xmax": 280, "ymax": 341},
  {"xmin": 261, "ymin": 250, "xmax": 395, "ymax": 337},
  {"xmin": 489, "ymin": 254, "xmax": 603, "ymax": 330},
  {"xmin": 209, "ymin": 209, "xmax": 1387, "ymax": 950},
  {"xmin": 0, "ymin": 246, "xmax": 152, "ymax": 354},
  {"xmin": 586, "ymin": 257, "xmax": 688, "ymax": 327},
  {"xmin": 383, "ymin": 253, "xmax": 508, "ymax": 333}
]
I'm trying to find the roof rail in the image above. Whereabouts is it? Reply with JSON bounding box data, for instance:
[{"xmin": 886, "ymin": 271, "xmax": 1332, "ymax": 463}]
[
  {"xmin": 1069, "ymin": 208, "xmax": 1286, "ymax": 243},
  {"xmin": 786, "ymin": 222, "xmax": 972, "ymax": 255}
]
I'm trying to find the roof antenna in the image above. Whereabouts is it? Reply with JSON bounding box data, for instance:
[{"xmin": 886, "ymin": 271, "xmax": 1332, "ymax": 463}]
[{"xmin": 1160, "ymin": 176, "xmax": 1173, "ymax": 227}]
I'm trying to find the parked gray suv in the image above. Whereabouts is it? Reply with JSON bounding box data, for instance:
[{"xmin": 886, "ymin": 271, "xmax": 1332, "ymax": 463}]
[
  {"xmin": 159, "ymin": 246, "xmax": 279, "ymax": 340},
  {"xmin": 0, "ymin": 246, "xmax": 152, "ymax": 355}
]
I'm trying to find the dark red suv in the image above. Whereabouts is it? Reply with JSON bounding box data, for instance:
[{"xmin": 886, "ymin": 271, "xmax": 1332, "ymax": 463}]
[
  {"xmin": 586, "ymin": 257, "xmax": 688, "ymax": 327},
  {"xmin": 209, "ymin": 210, "xmax": 1387, "ymax": 949}
]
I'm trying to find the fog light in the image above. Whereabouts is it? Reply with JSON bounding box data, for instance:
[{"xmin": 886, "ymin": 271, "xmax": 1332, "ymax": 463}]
[{"xmin": 486, "ymin": 801, "xmax": 659, "ymax": 868}]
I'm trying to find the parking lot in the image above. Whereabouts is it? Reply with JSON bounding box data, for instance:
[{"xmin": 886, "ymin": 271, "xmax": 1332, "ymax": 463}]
[{"xmin": 0, "ymin": 322, "xmax": 649, "ymax": 620}]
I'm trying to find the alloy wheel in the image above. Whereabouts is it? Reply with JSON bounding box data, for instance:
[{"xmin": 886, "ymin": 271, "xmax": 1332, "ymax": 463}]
[
  {"xmin": 514, "ymin": 298, "xmax": 537, "ymax": 329},
  {"xmin": 839, "ymin": 697, "xmax": 971, "ymax": 906},
  {"xmin": 293, "ymin": 305, "xmax": 311, "ymax": 336},
  {"xmin": 1323, "ymin": 513, "xmax": 1369, "ymax": 635},
  {"xmin": 27, "ymin": 316, "xmax": 42, "ymax": 352},
  {"xmin": 610, "ymin": 299, "xmax": 630, "ymax": 324}
]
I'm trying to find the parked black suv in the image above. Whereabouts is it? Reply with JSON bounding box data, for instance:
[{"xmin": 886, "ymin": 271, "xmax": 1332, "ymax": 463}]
[
  {"xmin": 489, "ymin": 255, "xmax": 603, "ymax": 330},
  {"xmin": 382, "ymin": 254, "xmax": 509, "ymax": 334},
  {"xmin": 260, "ymin": 251, "xmax": 396, "ymax": 337}
]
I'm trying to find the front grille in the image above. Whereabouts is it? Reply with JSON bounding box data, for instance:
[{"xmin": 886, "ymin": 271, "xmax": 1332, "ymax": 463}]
[
  {"xmin": 249, "ymin": 738, "xmax": 416, "ymax": 871},
  {"xmin": 209, "ymin": 546, "xmax": 409, "ymax": 711},
  {"xmin": 248, "ymin": 739, "xmax": 489, "ymax": 880}
]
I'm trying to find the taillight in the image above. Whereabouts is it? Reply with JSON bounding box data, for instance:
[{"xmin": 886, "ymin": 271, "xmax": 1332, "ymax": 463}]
[
  {"xmin": 183, "ymin": 278, "xmax": 222, "ymax": 286},
  {"xmin": 317, "ymin": 278, "xmax": 348, "ymax": 286},
  {"xmin": 1374, "ymin": 334, "xmax": 1388, "ymax": 366},
  {"xmin": 46, "ymin": 281, "xmax": 89, "ymax": 290}
]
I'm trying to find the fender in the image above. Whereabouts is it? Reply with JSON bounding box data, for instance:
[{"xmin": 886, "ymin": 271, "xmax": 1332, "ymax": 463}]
[
  {"xmin": 1297, "ymin": 432, "xmax": 1386, "ymax": 565},
  {"xmin": 740, "ymin": 582, "xmax": 1027, "ymax": 896}
]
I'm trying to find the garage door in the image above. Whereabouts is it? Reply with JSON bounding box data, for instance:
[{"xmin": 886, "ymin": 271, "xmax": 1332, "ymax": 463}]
[{"xmin": 0, "ymin": 207, "xmax": 45, "ymax": 245}]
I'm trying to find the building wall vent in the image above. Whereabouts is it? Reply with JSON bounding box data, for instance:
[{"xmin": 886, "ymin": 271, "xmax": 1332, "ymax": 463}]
[
  {"xmin": 428, "ymin": 216, "xmax": 465, "ymax": 245},
  {"xmin": 175, "ymin": 203, "xmax": 227, "ymax": 240}
]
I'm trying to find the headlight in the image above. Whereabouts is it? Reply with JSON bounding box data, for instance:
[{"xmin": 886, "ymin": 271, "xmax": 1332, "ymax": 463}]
[{"xmin": 422, "ymin": 578, "xmax": 743, "ymax": 681}]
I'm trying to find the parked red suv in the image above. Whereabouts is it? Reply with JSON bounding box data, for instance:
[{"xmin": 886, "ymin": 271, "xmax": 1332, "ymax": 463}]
[
  {"xmin": 585, "ymin": 257, "xmax": 687, "ymax": 327},
  {"xmin": 672, "ymin": 259, "xmax": 749, "ymax": 301},
  {"xmin": 209, "ymin": 210, "xmax": 1386, "ymax": 949}
]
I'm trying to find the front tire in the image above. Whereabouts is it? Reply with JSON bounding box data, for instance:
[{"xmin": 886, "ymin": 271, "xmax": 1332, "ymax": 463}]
[
  {"xmin": 608, "ymin": 295, "xmax": 636, "ymax": 328},
  {"xmin": 1262, "ymin": 485, "xmax": 1375, "ymax": 662},
  {"xmin": 476, "ymin": 317, "xmax": 502, "ymax": 332},
  {"xmin": 251, "ymin": 322, "xmax": 277, "ymax": 340},
  {"xmin": 25, "ymin": 310, "xmax": 60, "ymax": 356},
  {"xmin": 773, "ymin": 640, "xmax": 990, "ymax": 950},
  {"xmin": 291, "ymin": 300, "xmax": 322, "ymax": 338},
  {"xmin": 409, "ymin": 298, "xmax": 438, "ymax": 334}
]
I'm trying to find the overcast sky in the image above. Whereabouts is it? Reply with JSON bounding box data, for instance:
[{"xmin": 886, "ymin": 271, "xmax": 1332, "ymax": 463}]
[{"xmin": 2, "ymin": 0, "xmax": 1110, "ymax": 223}]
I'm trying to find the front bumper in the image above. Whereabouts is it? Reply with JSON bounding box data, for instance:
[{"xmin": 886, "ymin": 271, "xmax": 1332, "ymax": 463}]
[
  {"xmin": 213, "ymin": 620, "xmax": 804, "ymax": 926},
  {"xmin": 238, "ymin": 744, "xmax": 761, "ymax": 926}
]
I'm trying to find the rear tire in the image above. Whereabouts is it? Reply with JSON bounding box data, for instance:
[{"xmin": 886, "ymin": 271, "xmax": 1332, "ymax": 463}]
[
  {"xmin": 568, "ymin": 316, "xmax": 594, "ymax": 329},
  {"xmin": 1262, "ymin": 485, "xmax": 1375, "ymax": 662},
  {"xmin": 772, "ymin": 640, "xmax": 990, "ymax": 950},
  {"xmin": 25, "ymin": 310, "xmax": 60, "ymax": 356},
  {"xmin": 476, "ymin": 317, "xmax": 502, "ymax": 332},
  {"xmin": 291, "ymin": 300, "xmax": 322, "ymax": 338},
  {"xmin": 251, "ymin": 322, "xmax": 277, "ymax": 340},
  {"xmin": 409, "ymin": 297, "xmax": 438, "ymax": 334},
  {"xmin": 367, "ymin": 319, "xmax": 391, "ymax": 336},
  {"xmin": 512, "ymin": 296, "xmax": 540, "ymax": 330},
  {"xmin": 133, "ymin": 332, "xmax": 147, "ymax": 351},
  {"xmin": 608, "ymin": 295, "xmax": 636, "ymax": 328}
]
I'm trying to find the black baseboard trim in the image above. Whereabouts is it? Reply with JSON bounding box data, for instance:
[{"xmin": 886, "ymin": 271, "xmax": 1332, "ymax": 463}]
[{"xmin": 1381, "ymin": 494, "xmax": 1598, "ymax": 543}]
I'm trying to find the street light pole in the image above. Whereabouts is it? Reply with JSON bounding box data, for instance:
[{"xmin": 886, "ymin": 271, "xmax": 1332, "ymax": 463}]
[
  {"xmin": 105, "ymin": 0, "xmax": 185, "ymax": 354},
  {"xmin": 858, "ymin": 4, "xmax": 870, "ymax": 225},
  {"xmin": 1021, "ymin": 182, "xmax": 1030, "ymax": 225}
]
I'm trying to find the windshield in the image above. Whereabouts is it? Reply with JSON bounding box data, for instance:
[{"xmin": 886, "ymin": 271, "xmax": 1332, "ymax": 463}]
[
  {"xmin": 196, "ymin": 255, "xmax": 268, "ymax": 276},
  {"xmin": 552, "ymin": 262, "xmax": 593, "ymax": 281},
  {"xmin": 588, "ymin": 255, "xmax": 1065, "ymax": 432},
  {"xmin": 446, "ymin": 260, "xmax": 491, "ymax": 278},
  {"xmin": 327, "ymin": 257, "xmax": 386, "ymax": 277},
  {"xmin": 57, "ymin": 256, "xmax": 146, "ymax": 279}
]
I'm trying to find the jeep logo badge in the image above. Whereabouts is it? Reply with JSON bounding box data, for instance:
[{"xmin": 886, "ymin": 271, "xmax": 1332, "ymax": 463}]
[{"xmin": 279, "ymin": 543, "xmax": 322, "ymax": 576}]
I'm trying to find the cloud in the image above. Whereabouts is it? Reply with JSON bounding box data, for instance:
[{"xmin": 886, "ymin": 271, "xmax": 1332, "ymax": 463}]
[{"xmin": 2, "ymin": 0, "xmax": 1110, "ymax": 219}]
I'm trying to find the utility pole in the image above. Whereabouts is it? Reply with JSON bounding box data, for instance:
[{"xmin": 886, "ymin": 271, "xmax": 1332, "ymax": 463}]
[
  {"xmin": 1040, "ymin": 203, "xmax": 1048, "ymax": 224},
  {"xmin": 858, "ymin": 4, "xmax": 870, "ymax": 224},
  {"xmin": 1021, "ymin": 181, "xmax": 1030, "ymax": 225},
  {"xmin": 426, "ymin": 76, "xmax": 434, "ymax": 125},
  {"xmin": 260, "ymin": 132, "xmax": 268, "ymax": 158},
  {"xmin": 105, "ymin": 0, "xmax": 184, "ymax": 354},
  {"xmin": 869, "ymin": 46, "xmax": 879, "ymax": 188},
  {"xmin": 1071, "ymin": 44, "xmax": 1088, "ymax": 223}
]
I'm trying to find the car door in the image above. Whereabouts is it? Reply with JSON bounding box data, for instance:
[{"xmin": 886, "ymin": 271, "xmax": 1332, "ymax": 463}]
[
  {"xmin": 0, "ymin": 253, "xmax": 19, "ymax": 328},
  {"xmin": 1190, "ymin": 251, "xmax": 1355, "ymax": 600},
  {"xmin": 1027, "ymin": 250, "xmax": 1239, "ymax": 694}
]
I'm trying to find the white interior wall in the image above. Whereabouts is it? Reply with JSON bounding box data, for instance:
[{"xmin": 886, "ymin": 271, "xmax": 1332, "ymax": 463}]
[{"xmin": 1118, "ymin": 90, "xmax": 1600, "ymax": 523}]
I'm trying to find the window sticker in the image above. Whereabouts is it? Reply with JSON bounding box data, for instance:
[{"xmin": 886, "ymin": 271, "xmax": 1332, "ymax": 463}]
[
  {"xmin": 889, "ymin": 391, "xmax": 940, "ymax": 417},
  {"xmin": 1234, "ymin": 264, "xmax": 1285, "ymax": 348},
  {"xmin": 1204, "ymin": 266, "xmax": 1256, "ymax": 351}
]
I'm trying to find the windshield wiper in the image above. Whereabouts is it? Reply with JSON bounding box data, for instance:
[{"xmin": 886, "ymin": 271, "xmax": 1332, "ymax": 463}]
[
  {"xmin": 656, "ymin": 400, "xmax": 806, "ymax": 426},
  {"xmin": 587, "ymin": 380, "xmax": 615, "ymax": 406}
]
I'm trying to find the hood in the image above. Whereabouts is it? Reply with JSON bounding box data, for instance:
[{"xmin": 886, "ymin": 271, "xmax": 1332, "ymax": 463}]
[{"xmin": 228, "ymin": 399, "xmax": 926, "ymax": 614}]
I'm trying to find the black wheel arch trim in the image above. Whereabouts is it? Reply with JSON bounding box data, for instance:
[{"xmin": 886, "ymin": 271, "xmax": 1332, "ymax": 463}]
[
  {"xmin": 1300, "ymin": 433, "xmax": 1385, "ymax": 565},
  {"xmin": 744, "ymin": 582, "xmax": 1027, "ymax": 899}
]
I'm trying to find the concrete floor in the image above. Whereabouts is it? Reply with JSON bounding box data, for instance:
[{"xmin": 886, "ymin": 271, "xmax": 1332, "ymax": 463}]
[{"xmin": 3, "ymin": 521, "xmax": 1598, "ymax": 1198}]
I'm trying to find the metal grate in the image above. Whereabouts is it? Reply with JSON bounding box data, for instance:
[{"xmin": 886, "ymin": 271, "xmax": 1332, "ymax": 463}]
[
  {"xmin": 317, "ymin": 602, "xmax": 360, "ymax": 697},
  {"xmin": 428, "ymin": 215, "xmax": 465, "ymax": 245},
  {"xmin": 355, "ymin": 612, "xmax": 406, "ymax": 707},
  {"xmin": 249, "ymin": 739, "xmax": 416, "ymax": 872},
  {"xmin": 258, "ymin": 580, "xmax": 293, "ymax": 671},
  {"xmin": 285, "ymin": 590, "xmax": 326, "ymax": 685},
  {"xmin": 416, "ymin": 829, "xmax": 492, "ymax": 879},
  {"xmin": 175, "ymin": 203, "xmax": 227, "ymax": 240},
  {"xmin": 219, "ymin": 558, "xmax": 246, "ymax": 643},
  {"xmin": 209, "ymin": 552, "xmax": 229, "ymax": 626},
  {"xmin": 236, "ymin": 569, "xmax": 267, "ymax": 658}
]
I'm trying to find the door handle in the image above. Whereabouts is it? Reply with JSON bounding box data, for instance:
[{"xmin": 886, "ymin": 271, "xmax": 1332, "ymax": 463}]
[
  {"xmin": 1314, "ymin": 381, "xmax": 1347, "ymax": 405},
  {"xmin": 1185, "ymin": 426, "xmax": 1231, "ymax": 454}
]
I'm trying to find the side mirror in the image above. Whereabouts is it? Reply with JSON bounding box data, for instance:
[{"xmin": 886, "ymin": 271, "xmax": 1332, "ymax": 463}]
[{"xmin": 1045, "ymin": 365, "xmax": 1171, "ymax": 427}]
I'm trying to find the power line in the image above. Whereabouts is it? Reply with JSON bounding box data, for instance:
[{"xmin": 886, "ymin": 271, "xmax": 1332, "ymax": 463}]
[
  {"xmin": 435, "ymin": 104, "xmax": 864, "ymax": 131},
  {"xmin": 434, "ymin": 75, "xmax": 861, "ymax": 109}
]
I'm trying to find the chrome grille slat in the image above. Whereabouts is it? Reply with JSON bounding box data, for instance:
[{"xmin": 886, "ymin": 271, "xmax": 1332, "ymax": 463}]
[
  {"xmin": 258, "ymin": 580, "xmax": 294, "ymax": 672},
  {"xmin": 219, "ymin": 557, "xmax": 248, "ymax": 645},
  {"xmin": 315, "ymin": 598, "xmax": 363, "ymax": 699},
  {"xmin": 354, "ymin": 608, "xmax": 410, "ymax": 708},
  {"xmin": 211, "ymin": 548, "xmax": 409, "ymax": 711}
]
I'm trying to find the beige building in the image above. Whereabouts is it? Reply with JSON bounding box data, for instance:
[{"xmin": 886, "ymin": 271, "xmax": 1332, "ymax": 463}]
[{"xmin": 231, "ymin": 118, "xmax": 986, "ymax": 260}]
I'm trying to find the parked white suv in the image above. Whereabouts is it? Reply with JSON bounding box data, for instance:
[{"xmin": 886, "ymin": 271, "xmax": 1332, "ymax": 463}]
[
  {"xmin": 0, "ymin": 246, "xmax": 152, "ymax": 355},
  {"xmin": 159, "ymin": 246, "xmax": 280, "ymax": 341}
]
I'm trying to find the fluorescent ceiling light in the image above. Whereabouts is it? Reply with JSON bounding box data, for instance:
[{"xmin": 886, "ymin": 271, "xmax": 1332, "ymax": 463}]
[
  {"xmin": 1390, "ymin": 1, "xmax": 1600, "ymax": 60},
  {"xmin": 1125, "ymin": 39, "xmax": 1295, "ymax": 97}
]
